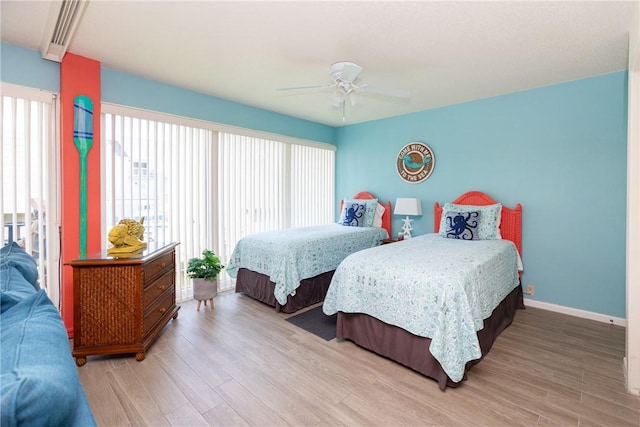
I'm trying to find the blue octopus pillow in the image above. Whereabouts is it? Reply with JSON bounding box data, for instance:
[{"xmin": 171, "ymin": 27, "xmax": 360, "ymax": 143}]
[
  {"xmin": 341, "ymin": 198, "xmax": 378, "ymax": 227},
  {"xmin": 444, "ymin": 211, "xmax": 480, "ymax": 240},
  {"xmin": 439, "ymin": 203, "xmax": 502, "ymax": 240},
  {"xmin": 338, "ymin": 202, "xmax": 367, "ymax": 227}
]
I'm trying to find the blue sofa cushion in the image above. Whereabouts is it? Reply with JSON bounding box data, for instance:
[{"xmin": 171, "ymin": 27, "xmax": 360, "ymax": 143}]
[
  {"xmin": 0, "ymin": 242, "xmax": 39, "ymax": 288},
  {"xmin": 1, "ymin": 290, "xmax": 96, "ymax": 426},
  {"xmin": 0, "ymin": 244, "xmax": 97, "ymax": 426},
  {"xmin": 1, "ymin": 244, "xmax": 39, "ymax": 314}
]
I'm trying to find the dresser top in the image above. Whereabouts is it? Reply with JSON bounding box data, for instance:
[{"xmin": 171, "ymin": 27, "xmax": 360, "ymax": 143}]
[{"xmin": 66, "ymin": 242, "xmax": 179, "ymax": 266}]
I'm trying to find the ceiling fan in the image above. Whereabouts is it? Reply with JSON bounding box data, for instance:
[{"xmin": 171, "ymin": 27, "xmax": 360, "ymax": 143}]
[{"xmin": 276, "ymin": 61, "xmax": 411, "ymax": 122}]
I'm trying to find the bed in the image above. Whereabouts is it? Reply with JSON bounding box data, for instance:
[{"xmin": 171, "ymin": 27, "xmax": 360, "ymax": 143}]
[
  {"xmin": 323, "ymin": 190, "xmax": 523, "ymax": 390},
  {"xmin": 227, "ymin": 192, "xmax": 392, "ymax": 313}
]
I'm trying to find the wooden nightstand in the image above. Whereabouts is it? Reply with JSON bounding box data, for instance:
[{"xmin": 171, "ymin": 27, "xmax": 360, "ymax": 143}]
[
  {"xmin": 67, "ymin": 242, "xmax": 180, "ymax": 366},
  {"xmin": 381, "ymin": 238, "xmax": 400, "ymax": 244}
]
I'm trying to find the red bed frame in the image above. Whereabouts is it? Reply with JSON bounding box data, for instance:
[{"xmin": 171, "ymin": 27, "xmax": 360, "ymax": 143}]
[{"xmin": 434, "ymin": 190, "xmax": 522, "ymax": 256}]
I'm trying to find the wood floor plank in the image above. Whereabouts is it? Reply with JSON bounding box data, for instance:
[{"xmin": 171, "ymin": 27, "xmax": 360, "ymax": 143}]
[
  {"xmin": 368, "ymin": 377, "xmax": 467, "ymax": 426},
  {"xmin": 579, "ymin": 391, "xmax": 640, "ymax": 425},
  {"xmin": 76, "ymin": 358, "xmax": 133, "ymax": 426},
  {"xmin": 216, "ymin": 358, "xmax": 324, "ymax": 426},
  {"xmin": 202, "ymin": 402, "xmax": 250, "ymax": 427},
  {"xmin": 544, "ymin": 389, "xmax": 638, "ymax": 427},
  {"xmin": 164, "ymin": 402, "xmax": 210, "ymax": 426},
  {"xmin": 580, "ymin": 370, "xmax": 640, "ymax": 411},
  {"xmin": 161, "ymin": 332, "xmax": 233, "ymax": 389},
  {"xmin": 76, "ymin": 291, "xmax": 639, "ymax": 426},
  {"xmin": 154, "ymin": 348, "xmax": 226, "ymax": 415},
  {"xmin": 125, "ymin": 353, "xmax": 190, "ymax": 414},
  {"xmin": 463, "ymin": 367, "xmax": 566, "ymax": 426},
  {"xmin": 107, "ymin": 363, "xmax": 171, "ymax": 426},
  {"xmin": 215, "ymin": 379, "xmax": 288, "ymax": 426}
]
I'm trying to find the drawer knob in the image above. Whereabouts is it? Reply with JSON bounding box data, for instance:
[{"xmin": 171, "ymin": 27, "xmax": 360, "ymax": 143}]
[
  {"xmin": 157, "ymin": 285, "xmax": 166, "ymax": 291},
  {"xmin": 159, "ymin": 307, "xmax": 167, "ymax": 314},
  {"xmin": 159, "ymin": 262, "xmax": 166, "ymax": 268}
]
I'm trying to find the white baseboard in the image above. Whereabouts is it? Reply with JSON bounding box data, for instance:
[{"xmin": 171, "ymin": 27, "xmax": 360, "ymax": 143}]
[{"xmin": 523, "ymin": 298, "xmax": 627, "ymax": 327}]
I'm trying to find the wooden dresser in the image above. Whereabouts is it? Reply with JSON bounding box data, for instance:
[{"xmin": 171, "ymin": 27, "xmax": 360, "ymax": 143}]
[{"xmin": 67, "ymin": 242, "xmax": 180, "ymax": 366}]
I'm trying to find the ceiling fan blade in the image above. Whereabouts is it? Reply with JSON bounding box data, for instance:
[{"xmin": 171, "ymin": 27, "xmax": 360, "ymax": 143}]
[
  {"xmin": 359, "ymin": 84, "xmax": 411, "ymax": 98},
  {"xmin": 332, "ymin": 90, "xmax": 347, "ymax": 108},
  {"xmin": 276, "ymin": 83, "xmax": 334, "ymax": 92},
  {"xmin": 349, "ymin": 92, "xmax": 359, "ymax": 107}
]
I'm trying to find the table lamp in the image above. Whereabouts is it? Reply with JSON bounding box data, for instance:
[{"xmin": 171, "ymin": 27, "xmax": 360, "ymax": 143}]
[{"xmin": 394, "ymin": 198, "xmax": 423, "ymax": 239}]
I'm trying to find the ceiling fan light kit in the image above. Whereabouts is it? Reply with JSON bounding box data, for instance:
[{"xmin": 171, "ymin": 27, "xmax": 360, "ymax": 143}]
[
  {"xmin": 277, "ymin": 61, "xmax": 410, "ymax": 122},
  {"xmin": 329, "ymin": 61, "xmax": 363, "ymax": 84}
]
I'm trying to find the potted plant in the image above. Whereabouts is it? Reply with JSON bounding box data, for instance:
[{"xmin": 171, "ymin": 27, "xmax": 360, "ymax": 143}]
[{"xmin": 186, "ymin": 249, "xmax": 224, "ymax": 311}]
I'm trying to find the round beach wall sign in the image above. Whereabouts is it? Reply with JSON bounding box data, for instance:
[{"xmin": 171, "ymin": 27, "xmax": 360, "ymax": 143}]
[{"xmin": 396, "ymin": 142, "xmax": 435, "ymax": 184}]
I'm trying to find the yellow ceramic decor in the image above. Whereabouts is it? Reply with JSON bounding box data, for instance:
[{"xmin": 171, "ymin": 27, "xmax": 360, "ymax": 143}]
[{"xmin": 107, "ymin": 217, "xmax": 147, "ymax": 254}]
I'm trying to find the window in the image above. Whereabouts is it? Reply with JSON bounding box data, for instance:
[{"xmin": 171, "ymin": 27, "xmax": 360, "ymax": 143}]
[
  {"xmin": 1, "ymin": 84, "xmax": 61, "ymax": 307},
  {"xmin": 101, "ymin": 104, "xmax": 335, "ymax": 299}
]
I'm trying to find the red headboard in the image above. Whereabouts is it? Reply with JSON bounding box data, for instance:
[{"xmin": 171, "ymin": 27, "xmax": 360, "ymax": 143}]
[
  {"xmin": 339, "ymin": 191, "xmax": 393, "ymax": 238},
  {"xmin": 434, "ymin": 190, "xmax": 522, "ymax": 257}
]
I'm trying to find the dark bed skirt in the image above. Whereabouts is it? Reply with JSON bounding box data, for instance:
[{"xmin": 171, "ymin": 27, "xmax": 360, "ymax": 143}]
[
  {"xmin": 336, "ymin": 284, "xmax": 525, "ymax": 390},
  {"xmin": 235, "ymin": 268, "xmax": 334, "ymax": 314}
]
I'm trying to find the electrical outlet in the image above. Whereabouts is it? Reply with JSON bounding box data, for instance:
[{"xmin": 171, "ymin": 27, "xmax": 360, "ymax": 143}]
[{"xmin": 525, "ymin": 284, "xmax": 534, "ymax": 296}]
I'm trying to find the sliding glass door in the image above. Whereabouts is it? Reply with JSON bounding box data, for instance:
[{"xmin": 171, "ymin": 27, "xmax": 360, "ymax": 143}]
[{"xmin": 1, "ymin": 83, "xmax": 61, "ymax": 307}]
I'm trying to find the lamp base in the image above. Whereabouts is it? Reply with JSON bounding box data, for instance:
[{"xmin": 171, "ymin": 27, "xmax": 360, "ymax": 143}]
[{"xmin": 401, "ymin": 216, "xmax": 414, "ymax": 239}]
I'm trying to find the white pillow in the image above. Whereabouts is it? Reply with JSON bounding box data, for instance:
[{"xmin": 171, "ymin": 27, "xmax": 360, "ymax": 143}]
[
  {"xmin": 439, "ymin": 203, "xmax": 502, "ymax": 240},
  {"xmin": 372, "ymin": 202, "xmax": 385, "ymax": 228}
]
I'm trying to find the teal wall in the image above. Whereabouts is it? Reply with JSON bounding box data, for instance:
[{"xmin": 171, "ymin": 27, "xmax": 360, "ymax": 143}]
[
  {"xmin": 1, "ymin": 42, "xmax": 628, "ymax": 319},
  {"xmin": 0, "ymin": 43, "xmax": 335, "ymax": 144},
  {"xmin": 335, "ymin": 71, "xmax": 628, "ymax": 318},
  {"xmin": 101, "ymin": 68, "xmax": 335, "ymax": 144},
  {"xmin": 0, "ymin": 42, "xmax": 60, "ymax": 92}
]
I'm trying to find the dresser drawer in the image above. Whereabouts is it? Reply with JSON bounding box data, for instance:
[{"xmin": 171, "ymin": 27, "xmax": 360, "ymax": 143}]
[
  {"xmin": 143, "ymin": 290, "xmax": 174, "ymax": 335},
  {"xmin": 143, "ymin": 251, "xmax": 175, "ymax": 285},
  {"xmin": 143, "ymin": 270, "xmax": 174, "ymax": 308}
]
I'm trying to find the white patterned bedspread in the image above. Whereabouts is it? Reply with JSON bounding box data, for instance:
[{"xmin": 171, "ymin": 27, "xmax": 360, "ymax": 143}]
[
  {"xmin": 226, "ymin": 224, "xmax": 388, "ymax": 305},
  {"xmin": 323, "ymin": 233, "xmax": 520, "ymax": 382}
]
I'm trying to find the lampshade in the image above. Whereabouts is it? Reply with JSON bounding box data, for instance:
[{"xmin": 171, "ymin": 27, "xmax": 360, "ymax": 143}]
[{"xmin": 394, "ymin": 198, "xmax": 423, "ymax": 216}]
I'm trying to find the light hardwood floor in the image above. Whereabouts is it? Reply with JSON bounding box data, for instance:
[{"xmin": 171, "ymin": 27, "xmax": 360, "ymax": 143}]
[{"xmin": 76, "ymin": 291, "xmax": 640, "ymax": 426}]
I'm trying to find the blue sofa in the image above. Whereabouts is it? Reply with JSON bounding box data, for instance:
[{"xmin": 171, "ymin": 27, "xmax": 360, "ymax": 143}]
[{"xmin": 1, "ymin": 242, "xmax": 96, "ymax": 426}]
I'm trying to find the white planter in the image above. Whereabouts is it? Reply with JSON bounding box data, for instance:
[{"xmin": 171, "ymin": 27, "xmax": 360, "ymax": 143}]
[{"xmin": 193, "ymin": 277, "xmax": 217, "ymax": 311}]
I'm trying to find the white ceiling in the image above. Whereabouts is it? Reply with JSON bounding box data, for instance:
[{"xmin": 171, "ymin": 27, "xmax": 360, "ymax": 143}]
[{"xmin": 1, "ymin": 1, "xmax": 635, "ymax": 127}]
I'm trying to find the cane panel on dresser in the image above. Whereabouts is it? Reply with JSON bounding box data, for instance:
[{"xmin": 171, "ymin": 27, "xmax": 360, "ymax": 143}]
[{"xmin": 68, "ymin": 242, "xmax": 180, "ymax": 366}]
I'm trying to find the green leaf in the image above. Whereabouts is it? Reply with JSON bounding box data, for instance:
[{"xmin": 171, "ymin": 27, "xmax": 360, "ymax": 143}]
[{"xmin": 186, "ymin": 249, "xmax": 224, "ymax": 280}]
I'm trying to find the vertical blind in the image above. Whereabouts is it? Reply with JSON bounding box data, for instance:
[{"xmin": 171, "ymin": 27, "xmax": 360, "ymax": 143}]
[
  {"xmin": 290, "ymin": 144, "xmax": 335, "ymax": 228},
  {"xmin": 102, "ymin": 106, "xmax": 335, "ymax": 299},
  {"xmin": 1, "ymin": 85, "xmax": 60, "ymax": 307},
  {"xmin": 102, "ymin": 109, "xmax": 216, "ymax": 301},
  {"xmin": 216, "ymin": 133, "xmax": 287, "ymax": 273}
]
